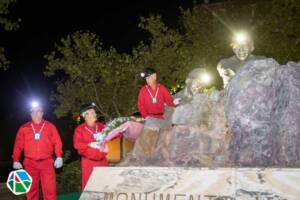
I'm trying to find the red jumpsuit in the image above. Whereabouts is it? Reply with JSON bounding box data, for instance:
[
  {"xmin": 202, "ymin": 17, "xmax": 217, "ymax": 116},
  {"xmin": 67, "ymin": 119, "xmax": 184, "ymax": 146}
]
[
  {"xmin": 12, "ymin": 119, "xmax": 62, "ymax": 200},
  {"xmin": 138, "ymin": 83, "xmax": 175, "ymax": 119},
  {"xmin": 73, "ymin": 122, "xmax": 108, "ymax": 190}
]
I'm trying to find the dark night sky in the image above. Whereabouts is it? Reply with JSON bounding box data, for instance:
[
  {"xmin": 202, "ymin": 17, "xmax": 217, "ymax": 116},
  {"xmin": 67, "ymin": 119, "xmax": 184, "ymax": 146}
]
[
  {"xmin": 0, "ymin": 0, "xmax": 198, "ymax": 120},
  {"xmin": 0, "ymin": 0, "xmax": 203, "ymax": 169}
]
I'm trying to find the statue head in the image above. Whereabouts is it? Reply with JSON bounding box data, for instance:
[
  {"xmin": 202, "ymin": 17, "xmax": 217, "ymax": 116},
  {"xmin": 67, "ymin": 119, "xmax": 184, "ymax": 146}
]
[
  {"xmin": 231, "ymin": 32, "xmax": 254, "ymax": 61},
  {"xmin": 185, "ymin": 68, "xmax": 211, "ymax": 97}
]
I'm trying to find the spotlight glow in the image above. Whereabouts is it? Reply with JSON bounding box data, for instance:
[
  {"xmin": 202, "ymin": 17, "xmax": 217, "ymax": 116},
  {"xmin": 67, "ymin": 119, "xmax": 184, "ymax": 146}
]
[
  {"xmin": 31, "ymin": 101, "xmax": 39, "ymax": 108},
  {"xmin": 234, "ymin": 32, "xmax": 247, "ymax": 44},
  {"xmin": 235, "ymin": 33, "xmax": 247, "ymax": 43},
  {"xmin": 201, "ymin": 73, "xmax": 211, "ymax": 84}
]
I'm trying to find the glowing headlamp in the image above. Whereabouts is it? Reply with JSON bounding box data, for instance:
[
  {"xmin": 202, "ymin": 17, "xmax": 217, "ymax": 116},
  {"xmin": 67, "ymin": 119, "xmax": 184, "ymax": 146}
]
[
  {"xmin": 30, "ymin": 101, "xmax": 43, "ymax": 112},
  {"xmin": 200, "ymin": 72, "xmax": 211, "ymax": 85},
  {"xmin": 31, "ymin": 101, "xmax": 39, "ymax": 108},
  {"xmin": 233, "ymin": 32, "xmax": 249, "ymax": 45},
  {"xmin": 80, "ymin": 102, "xmax": 96, "ymax": 117},
  {"xmin": 140, "ymin": 72, "xmax": 145, "ymax": 78}
]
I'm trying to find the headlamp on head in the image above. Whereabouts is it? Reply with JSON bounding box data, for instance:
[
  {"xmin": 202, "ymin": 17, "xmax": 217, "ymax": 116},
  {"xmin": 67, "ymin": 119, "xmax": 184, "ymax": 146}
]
[
  {"xmin": 80, "ymin": 102, "xmax": 96, "ymax": 117},
  {"xmin": 31, "ymin": 101, "xmax": 39, "ymax": 109},
  {"xmin": 231, "ymin": 32, "xmax": 252, "ymax": 46},
  {"xmin": 235, "ymin": 33, "xmax": 247, "ymax": 44},
  {"xmin": 140, "ymin": 67, "xmax": 156, "ymax": 78},
  {"xmin": 200, "ymin": 72, "xmax": 211, "ymax": 85},
  {"xmin": 30, "ymin": 101, "xmax": 43, "ymax": 112}
]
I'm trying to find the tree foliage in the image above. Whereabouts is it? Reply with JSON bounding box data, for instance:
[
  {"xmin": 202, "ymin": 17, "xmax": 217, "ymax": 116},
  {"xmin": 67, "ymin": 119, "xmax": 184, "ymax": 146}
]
[
  {"xmin": 254, "ymin": 0, "xmax": 300, "ymax": 63},
  {"xmin": 0, "ymin": 0, "xmax": 19, "ymax": 70},
  {"xmin": 0, "ymin": 47, "xmax": 9, "ymax": 69},
  {"xmin": 45, "ymin": 31, "xmax": 146, "ymax": 120},
  {"xmin": 0, "ymin": 0, "xmax": 18, "ymax": 30},
  {"xmin": 46, "ymin": 0, "xmax": 300, "ymax": 120}
]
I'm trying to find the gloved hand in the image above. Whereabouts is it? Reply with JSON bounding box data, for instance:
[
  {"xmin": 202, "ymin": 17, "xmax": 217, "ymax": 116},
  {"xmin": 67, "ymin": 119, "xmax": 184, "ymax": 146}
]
[
  {"xmin": 94, "ymin": 133, "xmax": 105, "ymax": 144},
  {"xmin": 54, "ymin": 157, "xmax": 63, "ymax": 169},
  {"xmin": 88, "ymin": 142, "xmax": 101, "ymax": 149},
  {"xmin": 13, "ymin": 162, "xmax": 23, "ymax": 170},
  {"xmin": 173, "ymin": 98, "xmax": 181, "ymax": 106}
]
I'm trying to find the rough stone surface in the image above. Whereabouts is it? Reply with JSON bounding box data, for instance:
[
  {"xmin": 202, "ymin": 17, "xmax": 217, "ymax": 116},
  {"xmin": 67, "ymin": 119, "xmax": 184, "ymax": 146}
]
[
  {"xmin": 275, "ymin": 62, "xmax": 300, "ymax": 166},
  {"xmin": 120, "ymin": 91, "xmax": 230, "ymax": 167},
  {"xmin": 217, "ymin": 55, "xmax": 266, "ymax": 87},
  {"xmin": 81, "ymin": 167, "xmax": 300, "ymax": 200},
  {"xmin": 218, "ymin": 55, "xmax": 266, "ymax": 74},
  {"xmin": 119, "ymin": 58, "xmax": 300, "ymax": 167},
  {"xmin": 226, "ymin": 59, "xmax": 300, "ymax": 166}
]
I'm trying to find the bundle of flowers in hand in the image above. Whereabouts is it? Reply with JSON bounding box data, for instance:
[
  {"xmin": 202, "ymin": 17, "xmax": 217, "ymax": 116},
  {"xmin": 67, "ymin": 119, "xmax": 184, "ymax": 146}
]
[
  {"xmin": 102, "ymin": 116, "xmax": 144, "ymax": 142},
  {"xmin": 129, "ymin": 116, "xmax": 146, "ymax": 123},
  {"xmin": 103, "ymin": 117, "xmax": 131, "ymax": 135},
  {"xmin": 101, "ymin": 117, "xmax": 130, "ymax": 141}
]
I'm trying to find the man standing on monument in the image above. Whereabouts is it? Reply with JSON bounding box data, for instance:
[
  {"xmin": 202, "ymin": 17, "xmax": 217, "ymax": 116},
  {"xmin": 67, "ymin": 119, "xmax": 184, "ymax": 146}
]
[
  {"xmin": 138, "ymin": 67, "xmax": 179, "ymax": 121},
  {"xmin": 73, "ymin": 102, "xmax": 108, "ymax": 190},
  {"xmin": 12, "ymin": 101, "xmax": 63, "ymax": 200},
  {"xmin": 130, "ymin": 67, "xmax": 180, "ymax": 161}
]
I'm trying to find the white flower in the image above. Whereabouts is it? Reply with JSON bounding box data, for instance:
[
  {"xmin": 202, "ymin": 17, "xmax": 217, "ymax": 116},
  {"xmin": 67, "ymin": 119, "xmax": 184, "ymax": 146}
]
[{"xmin": 101, "ymin": 117, "xmax": 130, "ymax": 138}]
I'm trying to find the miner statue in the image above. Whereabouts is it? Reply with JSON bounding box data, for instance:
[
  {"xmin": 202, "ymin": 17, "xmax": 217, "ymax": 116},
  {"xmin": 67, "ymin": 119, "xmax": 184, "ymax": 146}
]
[
  {"xmin": 174, "ymin": 68, "xmax": 211, "ymax": 103},
  {"xmin": 217, "ymin": 32, "xmax": 265, "ymax": 88}
]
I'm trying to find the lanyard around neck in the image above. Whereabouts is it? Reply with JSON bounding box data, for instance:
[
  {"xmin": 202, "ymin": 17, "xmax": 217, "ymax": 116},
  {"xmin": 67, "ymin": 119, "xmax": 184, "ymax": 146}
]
[
  {"xmin": 146, "ymin": 84, "xmax": 160, "ymax": 100},
  {"xmin": 85, "ymin": 124, "xmax": 98, "ymax": 134},
  {"xmin": 31, "ymin": 121, "xmax": 46, "ymax": 134}
]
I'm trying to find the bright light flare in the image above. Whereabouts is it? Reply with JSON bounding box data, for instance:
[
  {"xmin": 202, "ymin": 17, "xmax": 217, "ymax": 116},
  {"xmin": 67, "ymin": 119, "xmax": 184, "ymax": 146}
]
[
  {"xmin": 234, "ymin": 32, "xmax": 248, "ymax": 44},
  {"xmin": 31, "ymin": 101, "xmax": 39, "ymax": 108},
  {"xmin": 30, "ymin": 100, "xmax": 43, "ymax": 112},
  {"xmin": 200, "ymin": 72, "xmax": 211, "ymax": 84}
]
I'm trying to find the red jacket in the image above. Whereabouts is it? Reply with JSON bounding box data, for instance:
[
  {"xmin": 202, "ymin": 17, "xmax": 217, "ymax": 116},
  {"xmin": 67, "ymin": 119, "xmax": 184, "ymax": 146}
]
[
  {"xmin": 138, "ymin": 83, "xmax": 175, "ymax": 119},
  {"xmin": 73, "ymin": 122, "xmax": 107, "ymax": 161},
  {"xmin": 12, "ymin": 119, "xmax": 63, "ymax": 162}
]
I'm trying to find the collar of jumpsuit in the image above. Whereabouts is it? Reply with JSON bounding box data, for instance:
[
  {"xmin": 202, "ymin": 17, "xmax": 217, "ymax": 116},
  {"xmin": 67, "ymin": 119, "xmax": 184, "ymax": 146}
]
[
  {"xmin": 31, "ymin": 119, "xmax": 45, "ymax": 126},
  {"xmin": 85, "ymin": 122, "xmax": 98, "ymax": 133},
  {"xmin": 147, "ymin": 83, "xmax": 159, "ymax": 93},
  {"xmin": 85, "ymin": 122, "xmax": 98, "ymax": 131},
  {"xmin": 146, "ymin": 83, "xmax": 160, "ymax": 104}
]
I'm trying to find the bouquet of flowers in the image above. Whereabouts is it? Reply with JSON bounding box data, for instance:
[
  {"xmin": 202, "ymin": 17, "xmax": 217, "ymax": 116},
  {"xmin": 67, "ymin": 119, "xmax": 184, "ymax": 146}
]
[
  {"xmin": 99, "ymin": 116, "xmax": 146, "ymax": 144},
  {"xmin": 101, "ymin": 117, "xmax": 130, "ymax": 139}
]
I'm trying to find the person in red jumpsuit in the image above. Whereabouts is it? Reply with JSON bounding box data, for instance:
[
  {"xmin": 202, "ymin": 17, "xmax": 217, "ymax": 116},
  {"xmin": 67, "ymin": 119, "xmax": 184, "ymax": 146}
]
[
  {"xmin": 12, "ymin": 101, "xmax": 63, "ymax": 200},
  {"xmin": 129, "ymin": 68, "xmax": 181, "ymax": 160},
  {"xmin": 73, "ymin": 102, "xmax": 108, "ymax": 191},
  {"xmin": 138, "ymin": 67, "xmax": 180, "ymax": 120}
]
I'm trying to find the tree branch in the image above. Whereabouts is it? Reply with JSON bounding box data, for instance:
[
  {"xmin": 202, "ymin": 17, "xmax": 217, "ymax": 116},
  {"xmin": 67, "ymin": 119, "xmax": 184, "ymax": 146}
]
[
  {"xmin": 112, "ymin": 81, "xmax": 121, "ymax": 117},
  {"xmin": 91, "ymin": 81, "xmax": 111, "ymax": 120}
]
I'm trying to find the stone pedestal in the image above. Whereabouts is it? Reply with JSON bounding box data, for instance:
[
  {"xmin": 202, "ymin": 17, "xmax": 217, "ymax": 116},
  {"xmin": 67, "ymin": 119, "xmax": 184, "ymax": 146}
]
[{"xmin": 80, "ymin": 167, "xmax": 300, "ymax": 200}]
